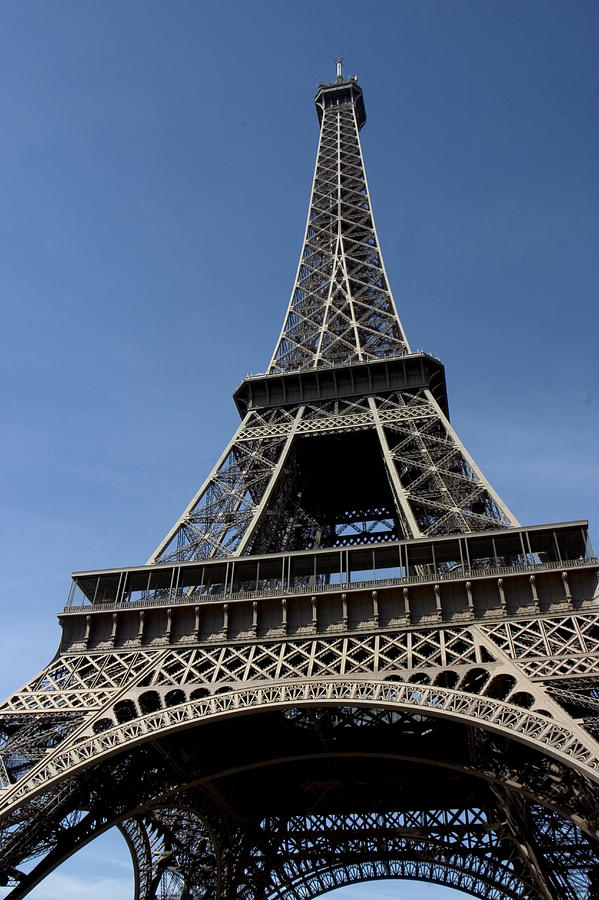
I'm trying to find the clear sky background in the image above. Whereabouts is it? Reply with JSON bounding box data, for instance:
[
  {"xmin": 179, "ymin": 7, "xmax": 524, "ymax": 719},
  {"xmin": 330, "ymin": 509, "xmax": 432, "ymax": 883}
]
[{"xmin": 1, "ymin": 1, "xmax": 598, "ymax": 897}]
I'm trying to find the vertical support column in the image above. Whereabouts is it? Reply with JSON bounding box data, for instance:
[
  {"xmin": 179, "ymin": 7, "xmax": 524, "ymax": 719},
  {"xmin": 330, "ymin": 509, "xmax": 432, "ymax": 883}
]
[
  {"xmin": 561, "ymin": 572, "xmax": 573, "ymax": 609},
  {"xmin": 223, "ymin": 603, "xmax": 229, "ymax": 639},
  {"xmin": 110, "ymin": 613, "xmax": 118, "ymax": 647},
  {"xmin": 466, "ymin": 581, "xmax": 474, "ymax": 617},
  {"xmin": 372, "ymin": 590, "xmax": 379, "ymax": 627},
  {"xmin": 341, "ymin": 593, "xmax": 348, "ymax": 629},
  {"xmin": 497, "ymin": 579, "xmax": 507, "ymax": 615},
  {"xmin": 84, "ymin": 615, "xmax": 92, "ymax": 649},
  {"xmin": 529, "ymin": 576, "xmax": 540, "ymax": 612},
  {"xmin": 434, "ymin": 584, "xmax": 442, "ymax": 622},
  {"xmin": 403, "ymin": 587, "xmax": 411, "ymax": 624}
]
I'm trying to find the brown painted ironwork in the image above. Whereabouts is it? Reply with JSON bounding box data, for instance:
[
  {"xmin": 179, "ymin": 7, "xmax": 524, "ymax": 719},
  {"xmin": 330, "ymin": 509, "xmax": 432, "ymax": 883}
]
[{"xmin": 1, "ymin": 67, "xmax": 598, "ymax": 900}]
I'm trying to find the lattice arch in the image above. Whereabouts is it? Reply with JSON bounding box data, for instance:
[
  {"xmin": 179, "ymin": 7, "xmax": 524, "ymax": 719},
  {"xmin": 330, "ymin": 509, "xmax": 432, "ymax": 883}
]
[
  {"xmin": 3, "ymin": 680, "xmax": 599, "ymax": 822},
  {"xmin": 264, "ymin": 864, "xmax": 532, "ymax": 900}
]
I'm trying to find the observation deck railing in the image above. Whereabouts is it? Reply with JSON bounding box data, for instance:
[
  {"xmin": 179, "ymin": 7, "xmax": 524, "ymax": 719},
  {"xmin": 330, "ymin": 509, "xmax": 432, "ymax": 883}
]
[
  {"xmin": 63, "ymin": 554, "xmax": 597, "ymax": 615},
  {"xmin": 63, "ymin": 520, "xmax": 595, "ymax": 617}
]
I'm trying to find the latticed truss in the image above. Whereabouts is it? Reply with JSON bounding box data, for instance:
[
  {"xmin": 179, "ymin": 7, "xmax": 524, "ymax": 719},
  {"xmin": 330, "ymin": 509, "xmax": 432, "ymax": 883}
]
[
  {"xmin": 2, "ymin": 664, "xmax": 599, "ymax": 899},
  {"xmin": 1, "ymin": 67, "xmax": 596, "ymax": 900},
  {"xmin": 235, "ymin": 808, "xmax": 570, "ymax": 900},
  {"xmin": 2, "ymin": 609, "xmax": 599, "ymax": 897},
  {"xmin": 6, "ymin": 612, "xmax": 599, "ymax": 723},
  {"xmin": 148, "ymin": 69, "xmax": 516, "ymax": 564},
  {"xmin": 151, "ymin": 408, "xmax": 296, "ymax": 562},
  {"xmin": 120, "ymin": 807, "xmax": 218, "ymax": 900},
  {"xmin": 151, "ymin": 389, "xmax": 514, "ymax": 563},
  {"xmin": 269, "ymin": 77, "xmax": 408, "ymax": 373}
]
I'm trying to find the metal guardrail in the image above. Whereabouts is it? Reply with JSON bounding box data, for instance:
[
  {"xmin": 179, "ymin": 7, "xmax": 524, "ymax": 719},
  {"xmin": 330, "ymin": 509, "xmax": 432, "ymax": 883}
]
[
  {"xmin": 63, "ymin": 557, "xmax": 597, "ymax": 614},
  {"xmin": 243, "ymin": 350, "xmax": 441, "ymax": 380}
]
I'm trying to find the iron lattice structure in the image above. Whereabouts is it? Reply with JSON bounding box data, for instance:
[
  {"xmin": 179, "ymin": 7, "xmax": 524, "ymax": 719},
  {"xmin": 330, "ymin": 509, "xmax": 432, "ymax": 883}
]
[{"xmin": 1, "ymin": 66, "xmax": 598, "ymax": 900}]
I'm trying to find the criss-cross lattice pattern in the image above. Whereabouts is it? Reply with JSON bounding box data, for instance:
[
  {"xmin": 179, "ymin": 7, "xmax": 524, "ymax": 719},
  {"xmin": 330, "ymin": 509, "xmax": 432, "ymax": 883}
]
[
  {"xmin": 6, "ymin": 614, "xmax": 599, "ymax": 723},
  {"xmin": 234, "ymin": 808, "xmax": 557, "ymax": 900},
  {"xmin": 4, "ymin": 614, "xmax": 599, "ymax": 816},
  {"xmin": 120, "ymin": 808, "xmax": 217, "ymax": 900},
  {"xmin": 2, "ymin": 612, "xmax": 599, "ymax": 896},
  {"xmin": 269, "ymin": 83, "xmax": 408, "ymax": 373},
  {"xmin": 373, "ymin": 392, "xmax": 513, "ymax": 535},
  {"xmin": 151, "ymin": 389, "xmax": 514, "ymax": 562},
  {"xmin": 152, "ymin": 409, "xmax": 299, "ymax": 562}
]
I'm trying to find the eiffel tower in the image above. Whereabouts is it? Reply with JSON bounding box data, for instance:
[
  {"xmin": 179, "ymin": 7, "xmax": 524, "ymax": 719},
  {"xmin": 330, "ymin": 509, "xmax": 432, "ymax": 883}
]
[{"xmin": 1, "ymin": 63, "xmax": 598, "ymax": 900}]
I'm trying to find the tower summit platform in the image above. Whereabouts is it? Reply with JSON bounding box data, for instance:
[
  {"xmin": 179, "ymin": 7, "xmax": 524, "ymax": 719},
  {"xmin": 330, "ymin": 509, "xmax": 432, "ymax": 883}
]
[{"xmin": 314, "ymin": 60, "xmax": 366, "ymax": 129}]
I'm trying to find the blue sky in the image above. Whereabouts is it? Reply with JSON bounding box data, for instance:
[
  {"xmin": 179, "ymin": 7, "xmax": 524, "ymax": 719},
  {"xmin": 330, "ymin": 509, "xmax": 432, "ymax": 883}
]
[{"xmin": 1, "ymin": 1, "xmax": 598, "ymax": 897}]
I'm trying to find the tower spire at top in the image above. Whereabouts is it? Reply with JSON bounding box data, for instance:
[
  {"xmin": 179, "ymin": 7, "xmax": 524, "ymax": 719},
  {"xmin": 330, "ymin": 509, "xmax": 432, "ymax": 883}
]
[{"xmin": 270, "ymin": 71, "xmax": 403, "ymax": 373}]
